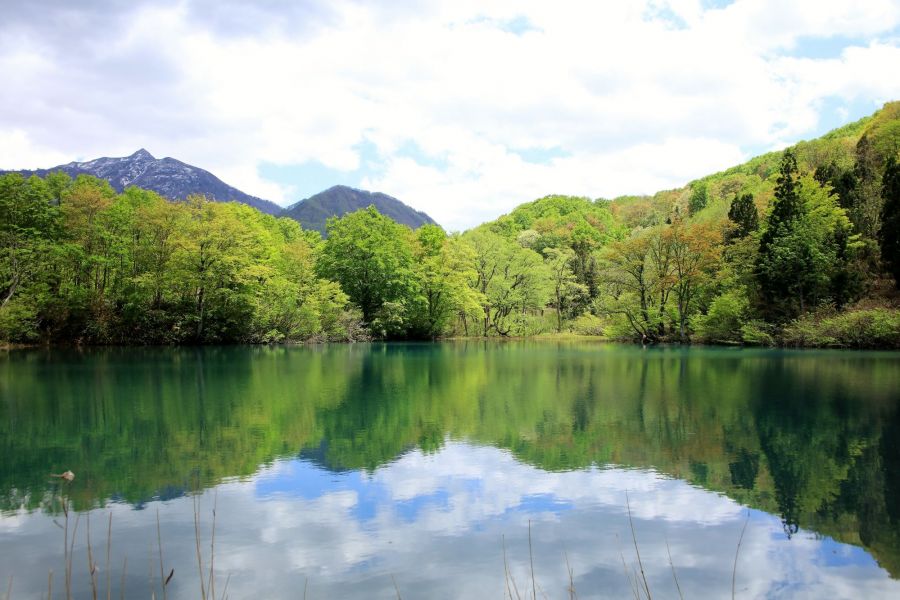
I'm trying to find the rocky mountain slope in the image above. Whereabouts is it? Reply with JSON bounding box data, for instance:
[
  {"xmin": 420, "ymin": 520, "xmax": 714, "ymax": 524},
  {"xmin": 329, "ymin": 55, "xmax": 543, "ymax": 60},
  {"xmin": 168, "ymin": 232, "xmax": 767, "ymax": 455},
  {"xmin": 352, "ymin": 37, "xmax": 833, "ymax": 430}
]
[{"xmin": 2, "ymin": 149, "xmax": 283, "ymax": 215}]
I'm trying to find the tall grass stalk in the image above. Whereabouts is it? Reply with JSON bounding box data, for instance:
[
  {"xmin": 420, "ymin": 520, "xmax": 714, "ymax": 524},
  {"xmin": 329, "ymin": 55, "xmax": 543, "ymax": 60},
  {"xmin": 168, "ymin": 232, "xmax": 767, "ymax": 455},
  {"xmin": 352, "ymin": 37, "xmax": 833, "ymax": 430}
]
[
  {"xmin": 732, "ymin": 511, "xmax": 750, "ymax": 600},
  {"xmin": 192, "ymin": 494, "xmax": 207, "ymax": 600},
  {"xmin": 207, "ymin": 490, "xmax": 218, "ymax": 600},
  {"xmin": 61, "ymin": 493, "xmax": 69, "ymax": 600},
  {"xmin": 120, "ymin": 556, "xmax": 127, "ymax": 600},
  {"xmin": 625, "ymin": 492, "xmax": 651, "ymax": 600},
  {"xmin": 564, "ymin": 550, "xmax": 577, "ymax": 600},
  {"xmin": 106, "ymin": 513, "xmax": 112, "ymax": 600},
  {"xmin": 502, "ymin": 534, "xmax": 522, "ymax": 600},
  {"xmin": 528, "ymin": 520, "xmax": 537, "ymax": 600},
  {"xmin": 616, "ymin": 533, "xmax": 641, "ymax": 600},
  {"xmin": 665, "ymin": 535, "xmax": 683, "ymax": 600},
  {"xmin": 221, "ymin": 572, "xmax": 232, "ymax": 600},
  {"xmin": 156, "ymin": 508, "xmax": 167, "ymax": 600},
  {"xmin": 391, "ymin": 574, "xmax": 402, "ymax": 600},
  {"xmin": 86, "ymin": 513, "xmax": 98, "ymax": 600},
  {"xmin": 66, "ymin": 513, "xmax": 81, "ymax": 600}
]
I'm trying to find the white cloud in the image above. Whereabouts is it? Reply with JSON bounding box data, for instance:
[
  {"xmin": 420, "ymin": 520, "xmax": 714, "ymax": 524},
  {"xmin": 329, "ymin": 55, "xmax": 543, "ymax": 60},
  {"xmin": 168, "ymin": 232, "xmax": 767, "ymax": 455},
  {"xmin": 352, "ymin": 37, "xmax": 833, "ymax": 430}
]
[
  {"xmin": 1, "ymin": 0, "xmax": 900, "ymax": 229},
  {"xmin": 0, "ymin": 130, "xmax": 73, "ymax": 171}
]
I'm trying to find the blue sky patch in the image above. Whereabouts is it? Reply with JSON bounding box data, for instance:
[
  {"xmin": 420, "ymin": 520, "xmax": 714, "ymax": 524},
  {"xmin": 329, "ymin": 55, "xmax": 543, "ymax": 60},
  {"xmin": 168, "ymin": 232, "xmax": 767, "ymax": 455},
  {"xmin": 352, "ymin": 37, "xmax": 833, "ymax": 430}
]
[
  {"xmin": 643, "ymin": 4, "xmax": 688, "ymax": 30},
  {"xmin": 397, "ymin": 141, "xmax": 449, "ymax": 170},
  {"xmin": 815, "ymin": 95, "xmax": 883, "ymax": 135},
  {"xmin": 468, "ymin": 15, "xmax": 541, "ymax": 36},
  {"xmin": 498, "ymin": 16, "xmax": 541, "ymax": 36},
  {"xmin": 514, "ymin": 493, "xmax": 574, "ymax": 515},
  {"xmin": 818, "ymin": 536, "xmax": 880, "ymax": 568},
  {"xmin": 395, "ymin": 489, "xmax": 451, "ymax": 522},
  {"xmin": 513, "ymin": 145, "xmax": 570, "ymax": 165},
  {"xmin": 786, "ymin": 35, "xmax": 870, "ymax": 60},
  {"xmin": 258, "ymin": 138, "xmax": 385, "ymax": 203}
]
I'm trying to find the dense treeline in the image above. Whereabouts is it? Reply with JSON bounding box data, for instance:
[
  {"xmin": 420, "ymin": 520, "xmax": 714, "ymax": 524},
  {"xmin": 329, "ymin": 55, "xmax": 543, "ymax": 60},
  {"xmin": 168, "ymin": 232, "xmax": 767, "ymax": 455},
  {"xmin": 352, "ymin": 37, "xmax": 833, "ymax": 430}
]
[
  {"xmin": 0, "ymin": 176, "xmax": 363, "ymax": 344},
  {"xmin": 2, "ymin": 102, "xmax": 900, "ymax": 347}
]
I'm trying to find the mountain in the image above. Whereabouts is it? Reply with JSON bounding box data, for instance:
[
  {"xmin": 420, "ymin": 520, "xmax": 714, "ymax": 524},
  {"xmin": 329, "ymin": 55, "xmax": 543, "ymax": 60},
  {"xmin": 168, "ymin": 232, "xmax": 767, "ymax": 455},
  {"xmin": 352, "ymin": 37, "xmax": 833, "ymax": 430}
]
[
  {"xmin": 281, "ymin": 185, "xmax": 439, "ymax": 235},
  {"xmin": 1, "ymin": 149, "xmax": 283, "ymax": 215}
]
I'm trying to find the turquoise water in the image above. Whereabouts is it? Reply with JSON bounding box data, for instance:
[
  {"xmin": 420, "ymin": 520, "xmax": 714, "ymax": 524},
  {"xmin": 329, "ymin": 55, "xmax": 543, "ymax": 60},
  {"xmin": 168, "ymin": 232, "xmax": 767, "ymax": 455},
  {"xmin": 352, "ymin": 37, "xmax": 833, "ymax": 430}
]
[{"xmin": 1, "ymin": 342, "xmax": 899, "ymax": 598}]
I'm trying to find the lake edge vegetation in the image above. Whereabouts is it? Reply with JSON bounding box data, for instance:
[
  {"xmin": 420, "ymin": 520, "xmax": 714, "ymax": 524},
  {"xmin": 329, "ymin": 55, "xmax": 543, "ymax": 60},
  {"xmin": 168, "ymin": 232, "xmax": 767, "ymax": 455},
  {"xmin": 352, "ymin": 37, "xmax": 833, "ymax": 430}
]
[{"xmin": 2, "ymin": 102, "xmax": 900, "ymax": 348}]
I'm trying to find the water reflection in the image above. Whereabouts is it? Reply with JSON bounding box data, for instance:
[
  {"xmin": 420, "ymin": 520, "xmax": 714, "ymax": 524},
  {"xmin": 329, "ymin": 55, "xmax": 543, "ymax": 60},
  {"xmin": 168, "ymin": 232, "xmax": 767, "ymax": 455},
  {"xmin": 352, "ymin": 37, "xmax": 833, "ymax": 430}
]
[
  {"xmin": 1, "ymin": 343, "xmax": 900, "ymax": 598},
  {"xmin": 2, "ymin": 444, "xmax": 897, "ymax": 599}
]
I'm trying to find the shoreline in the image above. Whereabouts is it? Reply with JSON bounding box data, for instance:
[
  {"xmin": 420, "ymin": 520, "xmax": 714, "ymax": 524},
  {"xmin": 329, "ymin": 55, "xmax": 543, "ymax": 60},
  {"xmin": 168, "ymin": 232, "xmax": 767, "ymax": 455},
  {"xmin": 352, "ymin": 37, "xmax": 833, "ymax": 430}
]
[{"xmin": 4, "ymin": 334, "xmax": 900, "ymax": 352}]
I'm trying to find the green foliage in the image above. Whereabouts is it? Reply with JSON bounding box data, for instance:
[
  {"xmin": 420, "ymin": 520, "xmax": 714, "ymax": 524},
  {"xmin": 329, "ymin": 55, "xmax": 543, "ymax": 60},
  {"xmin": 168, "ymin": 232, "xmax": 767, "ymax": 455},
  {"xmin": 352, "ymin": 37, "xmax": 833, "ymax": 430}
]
[
  {"xmin": 410, "ymin": 226, "xmax": 482, "ymax": 338},
  {"xmin": 693, "ymin": 289, "xmax": 749, "ymax": 344},
  {"xmin": 544, "ymin": 247, "xmax": 587, "ymax": 332},
  {"xmin": 725, "ymin": 193, "xmax": 759, "ymax": 242},
  {"xmin": 880, "ymin": 156, "xmax": 900, "ymax": 288},
  {"xmin": 3, "ymin": 101, "xmax": 900, "ymax": 346},
  {"xmin": 0, "ymin": 175, "xmax": 363, "ymax": 344},
  {"xmin": 596, "ymin": 218, "xmax": 721, "ymax": 342},
  {"xmin": 851, "ymin": 134, "xmax": 885, "ymax": 239},
  {"xmin": 739, "ymin": 320, "xmax": 776, "ymax": 346},
  {"xmin": 861, "ymin": 101, "xmax": 900, "ymax": 167},
  {"xmin": 486, "ymin": 195, "xmax": 624, "ymax": 307},
  {"xmin": 688, "ymin": 182, "xmax": 709, "ymax": 215},
  {"xmin": 0, "ymin": 173, "xmax": 62, "ymax": 340},
  {"xmin": 465, "ymin": 229, "xmax": 550, "ymax": 336},
  {"xmin": 756, "ymin": 150, "xmax": 858, "ymax": 321},
  {"xmin": 570, "ymin": 313, "xmax": 604, "ymax": 335},
  {"xmin": 814, "ymin": 161, "xmax": 857, "ymax": 210},
  {"xmin": 782, "ymin": 307, "xmax": 900, "ymax": 349},
  {"xmin": 317, "ymin": 206, "xmax": 417, "ymax": 328}
]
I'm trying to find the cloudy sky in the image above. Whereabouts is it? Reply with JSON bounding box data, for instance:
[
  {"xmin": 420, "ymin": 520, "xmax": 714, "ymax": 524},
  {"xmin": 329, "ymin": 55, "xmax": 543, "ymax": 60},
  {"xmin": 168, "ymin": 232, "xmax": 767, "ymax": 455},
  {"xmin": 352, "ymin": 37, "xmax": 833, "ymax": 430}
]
[{"xmin": 2, "ymin": 0, "xmax": 900, "ymax": 230}]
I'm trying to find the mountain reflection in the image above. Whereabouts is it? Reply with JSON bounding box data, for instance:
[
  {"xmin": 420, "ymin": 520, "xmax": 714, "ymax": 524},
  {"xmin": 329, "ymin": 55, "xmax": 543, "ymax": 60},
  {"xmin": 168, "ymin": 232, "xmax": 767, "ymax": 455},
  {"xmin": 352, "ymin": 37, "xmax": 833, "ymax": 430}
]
[{"xmin": 1, "ymin": 342, "xmax": 899, "ymax": 582}]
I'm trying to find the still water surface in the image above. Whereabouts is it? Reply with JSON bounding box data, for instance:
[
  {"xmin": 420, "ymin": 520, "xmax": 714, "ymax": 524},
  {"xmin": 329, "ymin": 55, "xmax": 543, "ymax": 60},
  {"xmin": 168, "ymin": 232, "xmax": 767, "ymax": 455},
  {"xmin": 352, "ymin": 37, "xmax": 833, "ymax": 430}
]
[{"xmin": 1, "ymin": 342, "xmax": 900, "ymax": 598}]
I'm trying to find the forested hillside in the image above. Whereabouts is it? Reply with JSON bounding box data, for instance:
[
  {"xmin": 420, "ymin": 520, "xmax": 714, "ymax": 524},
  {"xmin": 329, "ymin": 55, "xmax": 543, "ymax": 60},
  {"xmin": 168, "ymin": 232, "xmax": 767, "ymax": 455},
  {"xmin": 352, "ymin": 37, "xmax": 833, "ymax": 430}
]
[
  {"xmin": 282, "ymin": 185, "xmax": 438, "ymax": 235},
  {"xmin": 2, "ymin": 102, "xmax": 899, "ymax": 347}
]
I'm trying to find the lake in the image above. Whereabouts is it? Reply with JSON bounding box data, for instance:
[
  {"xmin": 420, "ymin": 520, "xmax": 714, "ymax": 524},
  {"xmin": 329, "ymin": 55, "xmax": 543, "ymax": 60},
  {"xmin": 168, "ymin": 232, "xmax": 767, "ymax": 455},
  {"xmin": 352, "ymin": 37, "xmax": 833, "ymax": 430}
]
[{"xmin": 1, "ymin": 342, "xmax": 900, "ymax": 599}]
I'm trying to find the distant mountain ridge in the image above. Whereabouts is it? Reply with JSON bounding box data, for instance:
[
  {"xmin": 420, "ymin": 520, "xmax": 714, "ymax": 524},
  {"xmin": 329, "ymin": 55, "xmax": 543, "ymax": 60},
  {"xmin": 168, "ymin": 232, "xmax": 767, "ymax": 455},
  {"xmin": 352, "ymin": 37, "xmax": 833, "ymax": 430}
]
[
  {"xmin": 1, "ymin": 150, "xmax": 439, "ymax": 231},
  {"xmin": 1, "ymin": 149, "xmax": 283, "ymax": 215},
  {"xmin": 281, "ymin": 185, "xmax": 439, "ymax": 235}
]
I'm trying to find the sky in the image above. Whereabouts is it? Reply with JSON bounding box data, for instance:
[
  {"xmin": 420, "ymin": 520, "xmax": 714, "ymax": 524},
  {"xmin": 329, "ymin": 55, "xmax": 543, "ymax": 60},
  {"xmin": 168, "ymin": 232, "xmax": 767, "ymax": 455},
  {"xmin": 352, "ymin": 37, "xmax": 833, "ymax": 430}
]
[{"xmin": 1, "ymin": 0, "xmax": 900, "ymax": 231}]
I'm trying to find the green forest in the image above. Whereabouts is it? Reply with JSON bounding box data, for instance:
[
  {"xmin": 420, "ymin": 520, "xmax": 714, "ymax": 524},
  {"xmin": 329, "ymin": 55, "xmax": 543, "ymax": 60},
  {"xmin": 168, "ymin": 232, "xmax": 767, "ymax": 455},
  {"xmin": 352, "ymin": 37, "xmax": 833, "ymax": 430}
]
[{"xmin": 2, "ymin": 102, "xmax": 900, "ymax": 347}]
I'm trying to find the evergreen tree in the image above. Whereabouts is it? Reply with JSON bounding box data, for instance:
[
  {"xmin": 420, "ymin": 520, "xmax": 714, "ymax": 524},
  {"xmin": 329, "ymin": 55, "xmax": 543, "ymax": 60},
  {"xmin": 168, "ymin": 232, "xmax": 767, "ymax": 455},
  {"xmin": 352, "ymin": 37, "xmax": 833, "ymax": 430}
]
[
  {"xmin": 814, "ymin": 161, "xmax": 857, "ymax": 211},
  {"xmin": 767, "ymin": 149, "xmax": 801, "ymax": 233},
  {"xmin": 755, "ymin": 150, "xmax": 855, "ymax": 320},
  {"xmin": 725, "ymin": 193, "xmax": 758, "ymax": 243},
  {"xmin": 756, "ymin": 149, "xmax": 802, "ymax": 319},
  {"xmin": 880, "ymin": 156, "xmax": 900, "ymax": 288}
]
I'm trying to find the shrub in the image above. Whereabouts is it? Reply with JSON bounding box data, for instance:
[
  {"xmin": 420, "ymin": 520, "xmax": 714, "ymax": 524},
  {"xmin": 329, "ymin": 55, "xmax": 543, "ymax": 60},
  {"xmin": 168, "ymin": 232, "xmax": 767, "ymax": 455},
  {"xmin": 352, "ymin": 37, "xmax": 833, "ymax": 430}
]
[
  {"xmin": 571, "ymin": 313, "xmax": 605, "ymax": 336},
  {"xmin": 783, "ymin": 308, "xmax": 900, "ymax": 348},
  {"xmin": 0, "ymin": 299, "xmax": 41, "ymax": 342},
  {"xmin": 740, "ymin": 320, "xmax": 776, "ymax": 346},
  {"xmin": 693, "ymin": 291, "xmax": 748, "ymax": 343}
]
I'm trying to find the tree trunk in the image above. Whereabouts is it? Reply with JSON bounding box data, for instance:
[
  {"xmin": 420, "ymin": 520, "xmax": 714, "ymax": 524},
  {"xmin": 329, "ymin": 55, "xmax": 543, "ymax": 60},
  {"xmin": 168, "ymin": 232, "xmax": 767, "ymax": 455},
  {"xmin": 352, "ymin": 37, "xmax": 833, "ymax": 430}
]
[{"xmin": 197, "ymin": 286, "xmax": 205, "ymax": 340}]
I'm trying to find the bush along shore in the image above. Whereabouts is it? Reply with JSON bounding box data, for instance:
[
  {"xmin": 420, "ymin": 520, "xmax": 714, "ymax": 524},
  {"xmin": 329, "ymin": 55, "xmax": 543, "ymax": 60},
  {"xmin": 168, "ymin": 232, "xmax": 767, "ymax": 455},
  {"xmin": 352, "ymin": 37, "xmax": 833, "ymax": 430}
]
[{"xmin": 2, "ymin": 102, "xmax": 900, "ymax": 349}]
